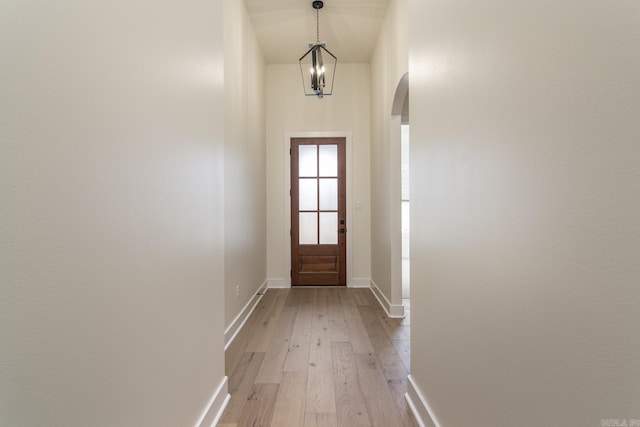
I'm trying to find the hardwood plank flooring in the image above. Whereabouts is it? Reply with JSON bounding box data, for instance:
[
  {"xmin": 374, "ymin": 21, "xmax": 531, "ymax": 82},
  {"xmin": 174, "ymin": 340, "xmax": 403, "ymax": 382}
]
[
  {"xmin": 327, "ymin": 290, "xmax": 349, "ymax": 342},
  {"xmin": 225, "ymin": 290, "xmax": 275, "ymax": 375},
  {"xmin": 357, "ymin": 305, "xmax": 408, "ymax": 380},
  {"xmin": 220, "ymin": 352, "xmax": 266, "ymax": 424},
  {"xmin": 236, "ymin": 383, "xmax": 280, "ymax": 427},
  {"xmin": 388, "ymin": 379, "xmax": 420, "ymax": 427},
  {"xmin": 246, "ymin": 290, "xmax": 290, "ymax": 352},
  {"xmin": 271, "ymin": 371, "xmax": 308, "ymax": 427},
  {"xmin": 306, "ymin": 365, "xmax": 337, "ymax": 414},
  {"xmin": 304, "ymin": 412, "xmax": 338, "ymax": 427},
  {"xmin": 345, "ymin": 317, "xmax": 375, "ymax": 354},
  {"xmin": 284, "ymin": 300, "xmax": 314, "ymax": 373},
  {"xmin": 332, "ymin": 341, "xmax": 372, "ymax": 427},
  {"xmin": 254, "ymin": 306, "xmax": 298, "ymax": 384},
  {"xmin": 354, "ymin": 352, "xmax": 405, "ymax": 427},
  {"xmin": 221, "ymin": 288, "xmax": 415, "ymax": 427}
]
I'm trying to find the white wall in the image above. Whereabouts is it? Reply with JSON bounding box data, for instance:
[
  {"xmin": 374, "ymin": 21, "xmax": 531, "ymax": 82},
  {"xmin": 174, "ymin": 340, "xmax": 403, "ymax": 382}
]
[
  {"xmin": 409, "ymin": 0, "xmax": 640, "ymax": 425},
  {"xmin": 266, "ymin": 63, "xmax": 371, "ymax": 286},
  {"xmin": 224, "ymin": 0, "xmax": 267, "ymax": 327},
  {"xmin": 370, "ymin": 0, "xmax": 408, "ymax": 308},
  {"xmin": 0, "ymin": 1, "xmax": 226, "ymax": 425}
]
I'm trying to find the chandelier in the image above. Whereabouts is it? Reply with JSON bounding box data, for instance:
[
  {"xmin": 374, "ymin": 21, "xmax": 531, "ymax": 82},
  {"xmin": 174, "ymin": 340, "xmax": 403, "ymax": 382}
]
[{"xmin": 299, "ymin": 1, "xmax": 337, "ymax": 99}]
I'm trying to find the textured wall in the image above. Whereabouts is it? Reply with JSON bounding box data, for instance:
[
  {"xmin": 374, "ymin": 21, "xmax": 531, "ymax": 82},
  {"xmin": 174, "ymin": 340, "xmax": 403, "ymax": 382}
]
[
  {"xmin": 370, "ymin": 0, "xmax": 409, "ymax": 306},
  {"xmin": 409, "ymin": 0, "xmax": 640, "ymax": 425},
  {"xmin": 0, "ymin": 1, "xmax": 226, "ymax": 425},
  {"xmin": 224, "ymin": 0, "xmax": 267, "ymax": 328}
]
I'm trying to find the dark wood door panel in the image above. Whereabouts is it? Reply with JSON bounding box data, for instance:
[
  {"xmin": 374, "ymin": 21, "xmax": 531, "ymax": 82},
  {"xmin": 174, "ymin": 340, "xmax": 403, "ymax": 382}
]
[{"xmin": 291, "ymin": 137, "xmax": 346, "ymax": 286}]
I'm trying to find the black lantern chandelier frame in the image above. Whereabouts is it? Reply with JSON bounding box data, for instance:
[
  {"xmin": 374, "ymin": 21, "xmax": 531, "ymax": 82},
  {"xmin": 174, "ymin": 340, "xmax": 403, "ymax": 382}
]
[{"xmin": 299, "ymin": 1, "xmax": 337, "ymax": 99}]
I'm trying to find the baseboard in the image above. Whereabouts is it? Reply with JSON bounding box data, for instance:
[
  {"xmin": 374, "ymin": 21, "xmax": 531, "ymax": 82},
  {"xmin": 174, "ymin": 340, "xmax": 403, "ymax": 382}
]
[
  {"xmin": 348, "ymin": 277, "xmax": 371, "ymax": 288},
  {"xmin": 195, "ymin": 376, "xmax": 230, "ymax": 427},
  {"xmin": 369, "ymin": 279, "xmax": 405, "ymax": 318},
  {"xmin": 224, "ymin": 280, "xmax": 267, "ymax": 351},
  {"xmin": 267, "ymin": 278, "xmax": 290, "ymax": 288},
  {"xmin": 405, "ymin": 375, "xmax": 440, "ymax": 427}
]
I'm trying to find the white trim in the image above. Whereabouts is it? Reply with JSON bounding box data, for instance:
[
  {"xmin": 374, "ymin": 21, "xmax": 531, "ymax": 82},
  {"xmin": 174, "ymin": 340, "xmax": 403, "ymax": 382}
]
[
  {"xmin": 369, "ymin": 279, "xmax": 405, "ymax": 318},
  {"xmin": 224, "ymin": 280, "xmax": 267, "ymax": 350},
  {"xmin": 405, "ymin": 375, "xmax": 441, "ymax": 427},
  {"xmin": 405, "ymin": 391, "xmax": 427, "ymax": 427},
  {"xmin": 195, "ymin": 376, "xmax": 230, "ymax": 427},
  {"xmin": 268, "ymin": 278, "xmax": 369, "ymax": 289},
  {"xmin": 347, "ymin": 277, "xmax": 371, "ymax": 288},
  {"xmin": 267, "ymin": 278, "xmax": 290, "ymax": 289},
  {"xmin": 283, "ymin": 131, "xmax": 354, "ymax": 287}
]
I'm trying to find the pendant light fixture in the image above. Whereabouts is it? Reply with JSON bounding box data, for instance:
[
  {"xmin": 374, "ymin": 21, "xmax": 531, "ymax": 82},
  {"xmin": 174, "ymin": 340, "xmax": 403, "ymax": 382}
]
[{"xmin": 299, "ymin": 0, "xmax": 337, "ymax": 99}]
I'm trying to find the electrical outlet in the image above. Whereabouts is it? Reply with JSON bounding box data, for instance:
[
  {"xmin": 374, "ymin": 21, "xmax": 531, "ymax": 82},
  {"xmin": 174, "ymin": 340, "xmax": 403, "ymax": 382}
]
[{"xmin": 235, "ymin": 285, "xmax": 240, "ymax": 299}]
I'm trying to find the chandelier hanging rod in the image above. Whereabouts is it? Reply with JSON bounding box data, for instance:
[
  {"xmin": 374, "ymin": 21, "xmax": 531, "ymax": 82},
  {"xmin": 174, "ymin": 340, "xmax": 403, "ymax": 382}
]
[{"xmin": 314, "ymin": 1, "xmax": 321, "ymax": 42}]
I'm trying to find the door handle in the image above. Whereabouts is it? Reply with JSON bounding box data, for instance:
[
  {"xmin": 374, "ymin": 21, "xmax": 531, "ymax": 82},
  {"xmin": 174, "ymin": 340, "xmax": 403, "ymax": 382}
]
[{"xmin": 339, "ymin": 228, "xmax": 346, "ymax": 233}]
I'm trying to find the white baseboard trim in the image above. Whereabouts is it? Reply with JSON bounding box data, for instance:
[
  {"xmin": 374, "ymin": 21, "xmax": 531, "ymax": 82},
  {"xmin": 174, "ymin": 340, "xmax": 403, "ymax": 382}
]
[
  {"xmin": 268, "ymin": 277, "xmax": 375, "ymax": 290},
  {"xmin": 405, "ymin": 375, "xmax": 441, "ymax": 427},
  {"xmin": 267, "ymin": 278, "xmax": 290, "ymax": 288},
  {"xmin": 224, "ymin": 280, "xmax": 267, "ymax": 351},
  {"xmin": 195, "ymin": 376, "xmax": 230, "ymax": 427},
  {"xmin": 369, "ymin": 279, "xmax": 404, "ymax": 318},
  {"xmin": 347, "ymin": 277, "xmax": 371, "ymax": 288}
]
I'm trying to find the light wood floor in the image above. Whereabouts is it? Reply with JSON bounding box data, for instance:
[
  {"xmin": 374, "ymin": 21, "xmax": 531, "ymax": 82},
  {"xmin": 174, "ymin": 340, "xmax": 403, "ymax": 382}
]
[{"xmin": 219, "ymin": 287, "xmax": 417, "ymax": 427}]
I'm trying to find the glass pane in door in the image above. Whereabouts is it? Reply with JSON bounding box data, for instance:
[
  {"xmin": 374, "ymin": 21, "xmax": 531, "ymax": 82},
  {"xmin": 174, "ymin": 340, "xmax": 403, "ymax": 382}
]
[
  {"xmin": 299, "ymin": 212, "xmax": 318, "ymax": 244},
  {"xmin": 319, "ymin": 145, "xmax": 337, "ymax": 177},
  {"xmin": 319, "ymin": 178, "xmax": 338, "ymax": 211},
  {"xmin": 319, "ymin": 212, "xmax": 338, "ymax": 244},
  {"xmin": 299, "ymin": 145, "xmax": 318, "ymax": 177},
  {"xmin": 299, "ymin": 178, "xmax": 318, "ymax": 211}
]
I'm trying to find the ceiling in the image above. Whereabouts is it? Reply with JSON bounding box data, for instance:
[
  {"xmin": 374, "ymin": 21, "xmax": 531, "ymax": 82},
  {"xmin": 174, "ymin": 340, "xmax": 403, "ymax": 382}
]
[{"xmin": 244, "ymin": 0, "xmax": 391, "ymax": 64}]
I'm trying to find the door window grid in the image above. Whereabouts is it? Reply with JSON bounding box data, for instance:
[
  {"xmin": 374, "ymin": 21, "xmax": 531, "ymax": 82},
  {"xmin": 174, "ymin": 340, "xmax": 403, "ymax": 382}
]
[{"xmin": 298, "ymin": 144, "xmax": 339, "ymax": 245}]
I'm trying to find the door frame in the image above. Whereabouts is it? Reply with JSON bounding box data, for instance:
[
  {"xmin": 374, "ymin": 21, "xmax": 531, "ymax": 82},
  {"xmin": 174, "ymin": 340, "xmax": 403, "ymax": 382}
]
[
  {"xmin": 290, "ymin": 138, "xmax": 346, "ymax": 286},
  {"xmin": 283, "ymin": 131, "xmax": 354, "ymax": 287}
]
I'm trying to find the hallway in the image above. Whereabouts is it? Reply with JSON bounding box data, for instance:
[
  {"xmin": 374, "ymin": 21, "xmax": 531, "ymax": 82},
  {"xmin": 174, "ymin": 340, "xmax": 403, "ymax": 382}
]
[
  {"xmin": 4, "ymin": 0, "xmax": 639, "ymax": 425},
  {"xmin": 220, "ymin": 288, "xmax": 416, "ymax": 427}
]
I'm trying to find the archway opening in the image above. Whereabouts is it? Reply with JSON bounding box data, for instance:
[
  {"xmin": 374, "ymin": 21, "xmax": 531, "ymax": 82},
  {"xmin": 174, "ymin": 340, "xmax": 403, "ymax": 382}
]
[{"xmin": 391, "ymin": 73, "xmax": 410, "ymax": 306}]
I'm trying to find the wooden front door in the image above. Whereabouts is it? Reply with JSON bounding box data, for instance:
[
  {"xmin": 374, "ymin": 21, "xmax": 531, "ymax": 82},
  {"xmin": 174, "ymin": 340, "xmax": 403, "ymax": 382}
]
[{"xmin": 291, "ymin": 137, "xmax": 346, "ymax": 286}]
